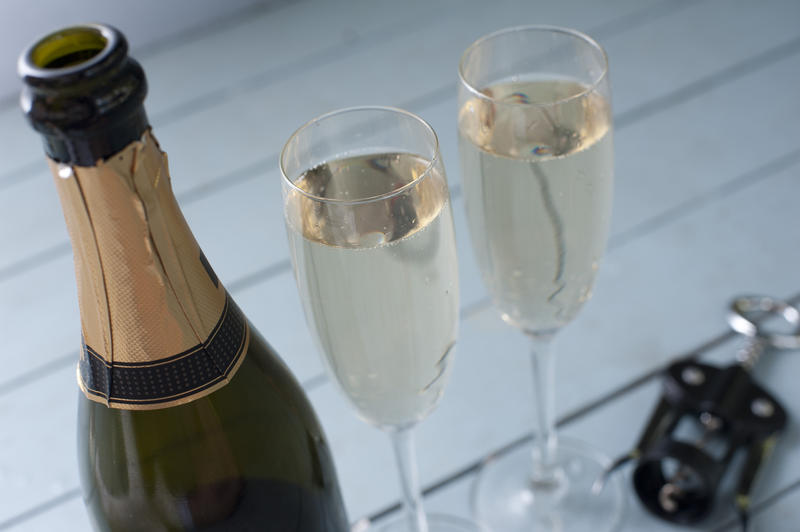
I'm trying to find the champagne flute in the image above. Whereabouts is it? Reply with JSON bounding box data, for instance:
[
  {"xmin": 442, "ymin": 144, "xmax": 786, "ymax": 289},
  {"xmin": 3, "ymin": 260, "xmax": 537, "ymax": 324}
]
[
  {"xmin": 281, "ymin": 107, "xmax": 481, "ymax": 532},
  {"xmin": 457, "ymin": 26, "xmax": 624, "ymax": 530}
]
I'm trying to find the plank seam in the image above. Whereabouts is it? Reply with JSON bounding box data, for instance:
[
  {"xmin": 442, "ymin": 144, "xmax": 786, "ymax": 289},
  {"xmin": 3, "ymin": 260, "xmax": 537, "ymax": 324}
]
[
  {"xmin": 710, "ymin": 478, "xmax": 800, "ymax": 532},
  {"xmin": 2, "ymin": 141, "xmax": 798, "ymax": 398},
  {"xmin": 4, "ymin": 24, "xmax": 800, "ymax": 278},
  {"xmin": 0, "ymin": 0, "xmax": 299, "ymax": 112},
  {"xmin": 364, "ymin": 291, "xmax": 800, "ymax": 524},
  {"xmin": 0, "ymin": 0, "xmax": 448, "ymax": 189},
  {"xmin": 0, "ymin": 488, "xmax": 80, "ymax": 531}
]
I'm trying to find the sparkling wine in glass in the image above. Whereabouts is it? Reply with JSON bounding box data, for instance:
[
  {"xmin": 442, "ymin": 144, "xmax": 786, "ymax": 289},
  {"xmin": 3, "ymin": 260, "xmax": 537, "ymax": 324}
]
[
  {"xmin": 282, "ymin": 107, "xmax": 482, "ymax": 532},
  {"xmin": 457, "ymin": 26, "xmax": 624, "ymax": 531}
]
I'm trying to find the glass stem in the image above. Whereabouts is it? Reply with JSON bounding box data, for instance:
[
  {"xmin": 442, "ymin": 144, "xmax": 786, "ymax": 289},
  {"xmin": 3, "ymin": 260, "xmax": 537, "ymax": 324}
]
[
  {"xmin": 529, "ymin": 333, "xmax": 560, "ymax": 484},
  {"xmin": 389, "ymin": 427, "xmax": 429, "ymax": 532}
]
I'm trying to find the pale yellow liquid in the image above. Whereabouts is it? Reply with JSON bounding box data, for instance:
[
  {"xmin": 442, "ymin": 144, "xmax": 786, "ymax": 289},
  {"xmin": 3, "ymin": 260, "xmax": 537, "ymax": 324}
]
[
  {"xmin": 285, "ymin": 153, "xmax": 459, "ymax": 428},
  {"xmin": 458, "ymin": 79, "xmax": 613, "ymax": 333}
]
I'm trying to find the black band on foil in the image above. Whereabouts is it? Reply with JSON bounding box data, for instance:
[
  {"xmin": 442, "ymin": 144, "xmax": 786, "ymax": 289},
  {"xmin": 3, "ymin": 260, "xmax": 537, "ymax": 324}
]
[{"xmin": 79, "ymin": 293, "xmax": 247, "ymax": 405}]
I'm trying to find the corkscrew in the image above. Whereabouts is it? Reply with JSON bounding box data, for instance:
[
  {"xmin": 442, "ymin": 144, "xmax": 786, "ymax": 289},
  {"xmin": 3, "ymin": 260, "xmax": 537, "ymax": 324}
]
[{"xmin": 596, "ymin": 295, "xmax": 800, "ymax": 530}]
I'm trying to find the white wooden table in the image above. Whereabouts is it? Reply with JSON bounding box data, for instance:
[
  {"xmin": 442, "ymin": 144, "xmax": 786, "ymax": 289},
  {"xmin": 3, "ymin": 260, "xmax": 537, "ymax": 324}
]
[{"xmin": 1, "ymin": 0, "xmax": 799, "ymax": 530}]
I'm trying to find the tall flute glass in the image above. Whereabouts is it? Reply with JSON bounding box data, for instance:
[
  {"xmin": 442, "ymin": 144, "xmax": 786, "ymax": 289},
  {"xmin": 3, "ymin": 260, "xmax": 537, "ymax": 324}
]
[
  {"xmin": 281, "ymin": 107, "xmax": 481, "ymax": 532},
  {"xmin": 457, "ymin": 27, "xmax": 624, "ymax": 530}
]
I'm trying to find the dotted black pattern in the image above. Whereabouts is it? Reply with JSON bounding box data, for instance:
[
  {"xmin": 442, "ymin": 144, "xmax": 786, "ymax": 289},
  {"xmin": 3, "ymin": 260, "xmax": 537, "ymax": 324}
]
[{"xmin": 80, "ymin": 293, "xmax": 247, "ymax": 405}]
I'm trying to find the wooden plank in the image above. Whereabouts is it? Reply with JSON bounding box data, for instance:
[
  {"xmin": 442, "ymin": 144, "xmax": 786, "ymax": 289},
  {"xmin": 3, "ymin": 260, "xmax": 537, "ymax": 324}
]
[
  {"xmin": 234, "ymin": 268, "xmax": 328, "ymax": 386},
  {"xmin": 0, "ymin": 0, "xmax": 455, "ymax": 266},
  {"xmin": 0, "ymin": 172, "xmax": 66, "ymax": 273},
  {"xmin": 607, "ymin": 0, "xmax": 800, "ymax": 116},
  {"xmin": 0, "ymin": 111, "xmax": 41, "ymax": 185},
  {"xmin": 0, "ymin": 0, "xmax": 278, "ymax": 185},
  {"xmin": 610, "ymin": 49, "xmax": 800, "ymax": 238},
  {"xmin": 0, "ymin": 0, "xmax": 432, "ymax": 183},
  {"xmin": 3, "ymin": 495, "xmax": 88, "ymax": 532},
  {"xmin": 0, "ymin": 256, "xmax": 79, "ymax": 388},
  {"xmin": 6, "ymin": 0, "xmax": 647, "ymax": 182},
  {"xmin": 138, "ymin": 0, "xmax": 460, "ymax": 121},
  {"xmin": 0, "ymin": 0, "xmax": 676, "ymax": 273},
  {"xmin": 375, "ymin": 328, "xmax": 800, "ymax": 531},
  {"xmin": 4, "ymin": 0, "xmax": 799, "ymax": 288},
  {"xmin": 151, "ymin": 0, "xmax": 667, "ymax": 198},
  {"xmin": 0, "ymin": 368, "xmax": 79, "ymax": 525},
  {"xmin": 725, "ymin": 484, "xmax": 800, "ymax": 532},
  {"xmin": 0, "ymin": 0, "xmax": 269, "ymax": 102},
  {"xmin": 0, "ymin": 490, "xmax": 83, "ymax": 532},
  {"xmin": 558, "ymin": 160, "xmax": 800, "ymax": 417}
]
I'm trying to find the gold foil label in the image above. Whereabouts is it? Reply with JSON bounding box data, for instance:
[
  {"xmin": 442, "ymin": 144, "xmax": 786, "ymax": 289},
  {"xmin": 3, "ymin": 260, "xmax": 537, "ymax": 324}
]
[{"xmin": 50, "ymin": 131, "xmax": 249, "ymax": 409}]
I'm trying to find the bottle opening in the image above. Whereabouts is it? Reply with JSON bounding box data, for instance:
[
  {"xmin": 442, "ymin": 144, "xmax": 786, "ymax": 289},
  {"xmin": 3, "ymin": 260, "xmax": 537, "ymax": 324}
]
[{"xmin": 31, "ymin": 27, "xmax": 108, "ymax": 69}]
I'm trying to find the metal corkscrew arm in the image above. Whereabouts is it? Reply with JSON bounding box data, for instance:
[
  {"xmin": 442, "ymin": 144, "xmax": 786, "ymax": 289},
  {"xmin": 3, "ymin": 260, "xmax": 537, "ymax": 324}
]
[{"xmin": 597, "ymin": 296, "xmax": 800, "ymax": 530}]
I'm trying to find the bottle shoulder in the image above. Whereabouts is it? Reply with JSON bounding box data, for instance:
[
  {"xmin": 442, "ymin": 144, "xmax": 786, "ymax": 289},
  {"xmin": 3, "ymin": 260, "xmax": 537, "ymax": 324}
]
[
  {"xmin": 77, "ymin": 326, "xmax": 349, "ymax": 531},
  {"xmin": 79, "ymin": 326, "xmax": 321, "ymax": 436}
]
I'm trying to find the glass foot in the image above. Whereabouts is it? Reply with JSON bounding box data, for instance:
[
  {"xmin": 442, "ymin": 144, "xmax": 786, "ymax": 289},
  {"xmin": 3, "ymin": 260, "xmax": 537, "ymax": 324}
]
[
  {"xmin": 472, "ymin": 436, "xmax": 624, "ymax": 531},
  {"xmin": 373, "ymin": 513, "xmax": 486, "ymax": 532}
]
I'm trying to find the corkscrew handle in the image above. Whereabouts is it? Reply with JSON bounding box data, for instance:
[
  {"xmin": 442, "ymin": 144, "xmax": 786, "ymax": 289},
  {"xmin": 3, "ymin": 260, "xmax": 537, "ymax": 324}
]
[
  {"xmin": 601, "ymin": 295, "xmax": 799, "ymax": 530},
  {"xmin": 727, "ymin": 296, "xmax": 800, "ymax": 370}
]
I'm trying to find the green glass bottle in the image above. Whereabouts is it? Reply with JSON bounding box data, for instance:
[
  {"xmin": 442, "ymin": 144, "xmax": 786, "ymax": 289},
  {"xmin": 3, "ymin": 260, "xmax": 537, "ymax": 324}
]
[{"xmin": 19, "ymin": 24, "xmax": 350, "ymax": 531}]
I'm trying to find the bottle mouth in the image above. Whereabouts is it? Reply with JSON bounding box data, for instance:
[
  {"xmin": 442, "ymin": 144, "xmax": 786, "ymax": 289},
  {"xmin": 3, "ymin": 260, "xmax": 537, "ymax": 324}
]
[
  {"xmin": 18, "ymin": 24, "xmax": 122, "ymax": 83},
  {"xmin": 18, "ymin": 23, "xmax": 148, "ymax": 166}
]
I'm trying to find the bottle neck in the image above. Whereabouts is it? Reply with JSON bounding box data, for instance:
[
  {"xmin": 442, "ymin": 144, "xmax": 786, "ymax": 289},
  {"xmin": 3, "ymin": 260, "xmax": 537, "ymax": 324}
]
[
  {"xmin": 21, "ymin": 24, "xmax": 250, "ymax": 410},
  {"xmin": 41, "ymin": 105, "xmax": 149, "ymax": 165},
  {"xmin": 51, "ymin": 131, "xmax": 249, "ymax": 409}
]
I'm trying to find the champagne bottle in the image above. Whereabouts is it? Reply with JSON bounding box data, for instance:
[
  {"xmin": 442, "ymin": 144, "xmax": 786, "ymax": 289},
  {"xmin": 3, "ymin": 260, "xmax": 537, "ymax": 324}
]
[{"xmin": 18, "ymin": 24, "xmax": 350, "ymax": 531}]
